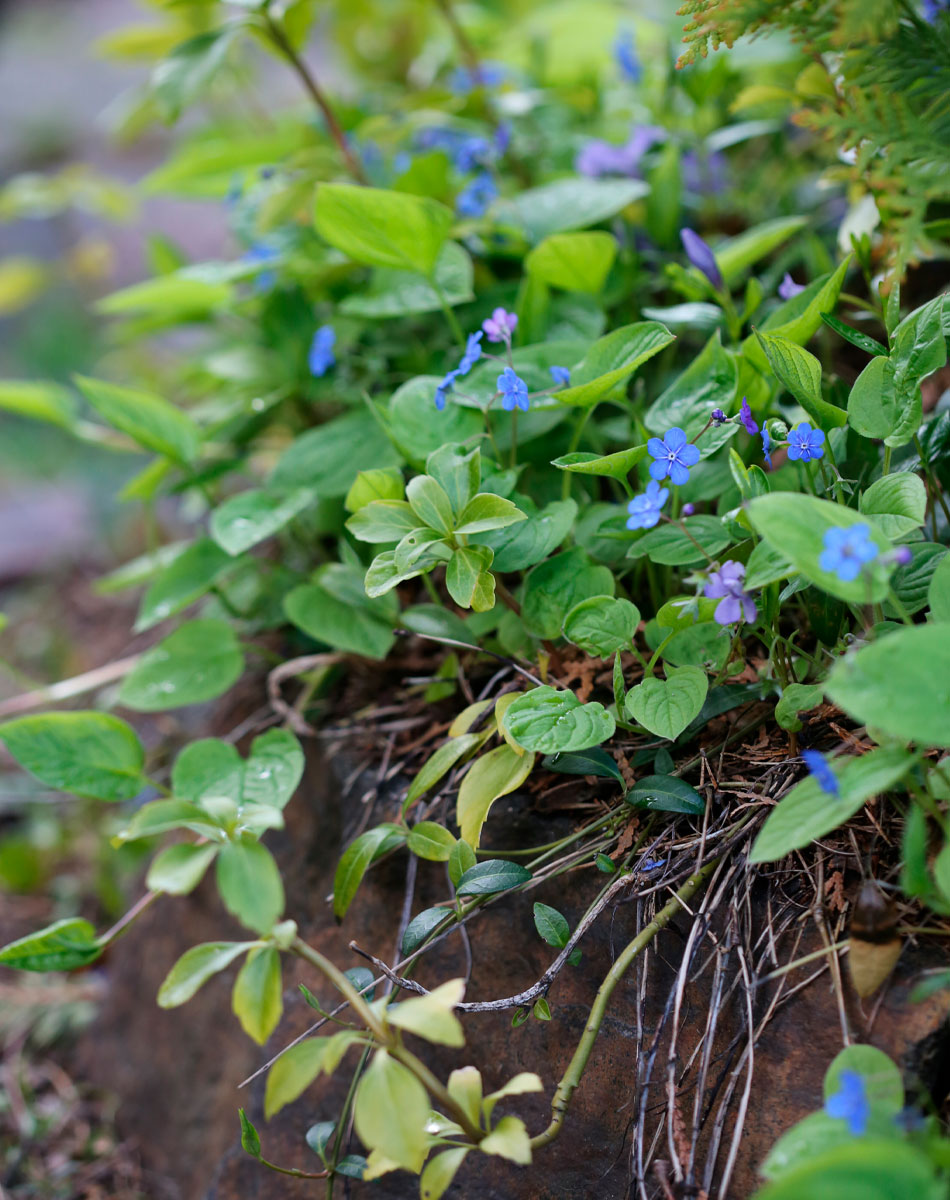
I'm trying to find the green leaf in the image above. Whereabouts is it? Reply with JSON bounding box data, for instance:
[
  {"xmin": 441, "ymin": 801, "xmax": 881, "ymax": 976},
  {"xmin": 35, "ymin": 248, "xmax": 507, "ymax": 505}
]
[
  {"xmin": 172, "ymin": 738, "xmax": 242, "ymax": 802},
  {"xmin": 563, "ymin": 596, "xmax": 640, "ymax": 657},
  {"xmin": 210, "ymin": 487, "xmax": 314, "ymax": 556},
  {"xmin": 749, "ymin": 747, "xmax": 913, "ymax": 862},
  {"xmin": 455, "ymin": 859, "xmax": 532, "ymax": 896},
  {"xmin": 353, "ymin": 1050, "xmax": 430, "ymax": 1172},
  {"xmin": 284, "ymin": 563, "xmax": 397, "ymax": 660},
  {"xmin": 344, "ymin": 468, "xmax": 404, "ymax": 514},
  {"xmin": 480, "ymin": 1115, "xmax": 532, "ymax": 1164},
  {"xmin": 270, "ymin": 410, "xmax": 402, "ymax": 497},
  {"xmin": 819, "ymin": 311, "xmax": 888, "ymax": 357},
  {"xmin": 754, "ymin": 332, "xmax": 847, "ymax": 427},
  {"xmin": 742, "ymin": 257, "xmax": 851, "ymax": 372},
  {"xmin": 265, "ymin": 1039, "xmax": 329, "ymax": 1119},
  {"xmin": 533, "ymin": 902, "xmax": 570, "ymax": 948},
  {"xmin": 885, "ymin": 543, "xmax": 947, "ymax": 617},
  {"xmin": 655, "ymin": 595, "xmax": 720, "ymax": 631},
  {"xmin": 346, "ymin": 500, "xmax": 418, "ymax": 543},
  {"xmin": 746, "ymin": 494, "xmax": 892, "ymax": 604},
  {"xmin": 454, "ymin": 493, "xmax": 526, "ymax": 535},
  {"xmin": 305, "ymin": 1121, "xmax": 335, "ymax": 1161},
  {"xmin": 420, "ymin": 1147, "xmax": 470, "ymax": 1200},
  {"xmin": 551, "ymin": 445, "xmax": 649, "ymax": 481},
  {"xmin": 238, "ymin": 1109, "xmax": 261, "ymax": 1158},
  {"xmin": 135, "ymin": 537, "xmax": 233, "ymax": 632},
  {"xmin": 0, "ymin": 711, "xmax": 145, "ymax": 801},
  {"xmin": 445, "ymin": 545, "xmax": 495, "ymax": 612},
  {"xmin": 541, "ymin": 746, "xmax": 625, "ymax": 786},
  {"xmin": 404, "ymin": 733, "xmax": 484, "ymax": 814},
  {"xmin": 760, "ymin": 1112, "xmax": 900, "ymax": 1184},
  {"xmin": 457, "ymin": 744, "xmax": 536, "ymax": 848},
  {"xmin": 232, "ymin": 946, "xmax": 283, "ymax": 1045},
  {"xmin": 826, "ymin": 625, "xmax": 950, "ymax": 747},
  {"xmin": 386, "ymin": 978, "xmax": 465, "ymax": 1047},
  {"xmin": 0, "ymin": 918, "xmax": 102, "ymax": 973},
  {"xmin": 928, "ymin": 554, "xmax": 950, "ymax": 622},
  {"xmin": 626, "ymin": 774, "xmax": 705, "ymax": 814},
  {"xmin": 744, "ymin": 540, "xmax": 794, "ymax": 589},
  {"xmin": 152, "ymin": 28, "xmax": 238, "ymax": 121},
  {"xmin": 406, "ymin": 475, "xmax": 455, "ymax": 534},
  {"xmin": 242, "ymin": 728, "xmax": 304, "ymax": 810},
  {"xmin": 526, "ymin": 231, "xmax": 617, "ymax": 293},
  {"xmin": 340, "ymin": 241, "xmax": 473, "ymax": 317},
  {"xmin": 627, "ymin": 515, "xmax": 732, "ymax": 567},
  {"xmin": 146, "ymin": 843, "xmax": 218, "ymax": 894},
  {"xmin": 753, "ymin": 1140, "xmax": 942, "ymax": 1200},
  {"xmin": 406, "ymin": 821, "xmax": 457, "ymax": 862},
  {"xmin": 333, "ymin": 824, "xmax": 406, "ymax": 920},
  {"xmin": 118, "ymin": 798, "xmax": 224, "ymax": 842},
  {"xmin": 522, "ymin": 547, "xmax": 614, "ymax": 639},
  {"xmin": 859, "ymin": 472, "xmax": 927, "ymax": 540},
  {"xmin": 74, "ymin": 374, "xmax": 199, "ymax": 464},
  {"xmin": 477, "ymin": 499, "xmax": 577, "ymax": 572},
  {"xmin": 554, "ymin": 322, "xmax": 675, "ymax": 409},
  {"xmin": 823, "ymin": 1045, "xmax": 904, "ymax": 1116},
  {"xmin": 625, "ymin": 667, "xmax": 708, "ymax": 741},
  {"xmin": 97, "ymin": 271, "xmax": 230, "ymax": 320},
  {"xmin": 157, "ymin": 941, "xmax": 250, "ymax": 1007},
  {"xmin": 425, "ymin": 444, "xmax": 481, "ymax": 514},
  {"xmin": 0, "ymin": 379, "xmax": 76, "ymax": 429},
  {"xmin": 315, "ymin": 183, "xmax": 452, "ymax": 275},
  {"xmin": 713, "ymin": 216, "xmax": 807, "ymax": 286},
  {"xmin": 494, "ymin": 177, "xmax": 648, "ymax": 240},
  {"xmin": 644, "ymin": 331, "xmax": 738, "ymax": 440},
  {"xmin": 448, "ymin": 840, "xmax": 477, "ymax": 887},
  {"xmin": 119, "ymin": 618, "xmax": 244, "ymax": 710},
  {"xmin": 216, "ymin": 839, "xmax": 285, "ymax": 934},
  {"xmin": 503, "ymin": 685, "xmax": 615, "ymax": 755},
  {"xmin": 401, "ymin": 906, "xmax": 450, "ymax": 955},
  {"xmin": 388, "ymin": 376, "xmax": 484, "ymax": 462},
  {"xmin": 847, "ymin": 356, "xmax": 900, "ymax": 440},
  {"xmin": 775, "ymin": 683, "xmax": 824, "ymax": 732}
]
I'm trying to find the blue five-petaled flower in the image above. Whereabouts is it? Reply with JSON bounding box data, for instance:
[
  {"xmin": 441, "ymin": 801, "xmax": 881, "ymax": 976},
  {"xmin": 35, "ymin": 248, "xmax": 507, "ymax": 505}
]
[
  {"xmin": 550, "ymin": 366, "xmax": 571, "ymax": 386},
  {"xmin": 787, "ymin": 421, "xmax": 825, "ymax": 463},
  {"xmin": 819, "ymin": 523, "xmax": 879, "ymax": 582},
  {"xmin": 647, "ymin": 427, "xmax": 700, "ymax": 486},
  {"xmin": 498, "ymin": 367, "xmax": 530, "ymax": 412},
  {"xmin": 825, "ymin": 1070, "xmax": 870, "ymax": 1136},
  {"xmin": 802, "ymin": 749, "xmax": 839, "ymax": 798},
  {"xmin": 434, "ymin": 368, "xmax": 461, "ymax": 411},
  {"xmin": 626, "ymin": 480, "xmax": 669, "ymax": 530},
  {"xmin": 308, "ymin": 325, "xmax": 336, "ymax": 377}
]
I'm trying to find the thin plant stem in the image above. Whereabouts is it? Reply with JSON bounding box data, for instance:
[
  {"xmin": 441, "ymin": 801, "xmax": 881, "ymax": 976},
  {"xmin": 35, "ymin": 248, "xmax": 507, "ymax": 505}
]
[{"xmin": 432, "ymin": 276, "xmax": 466, "ymax": 346}]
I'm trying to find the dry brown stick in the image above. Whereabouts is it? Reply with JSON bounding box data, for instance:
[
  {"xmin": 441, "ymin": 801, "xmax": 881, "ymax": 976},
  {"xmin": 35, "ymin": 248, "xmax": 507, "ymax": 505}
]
[
  {"xmin": 266, "ymin": 652, "xmax": 343, "ymax": 734},
  {"xmin": 0, "ymin": 653, "xmax": 142, "ymax": 719}
]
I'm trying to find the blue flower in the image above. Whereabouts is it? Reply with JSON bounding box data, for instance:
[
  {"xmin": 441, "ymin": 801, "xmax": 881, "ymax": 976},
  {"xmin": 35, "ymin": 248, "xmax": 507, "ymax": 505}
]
[
  {"xmin": 802, "ymin": 749, "xmax": 839, "ymax": 798},
  {"xmin": 614, "ymin": 29, "xmax": 641, "ymax": 82},
  {"xmin": 497, "ymin": 367, "xmax": 529, "ymax": 412},
  {"xmin": 704, "ymin": 561, "xmax": 757, "ymax": 625},
  {"xmin": 626, "ymin": 480, "xmax": 669, "ymax": 530},
  {"xmin": 787, "ymin": 422, "xmax": 825, "ymax": 463},
  {"xmin": 711, "ymin": 408, "xmax": 728, "ymax": 425},
  {"xmin": 761, "ymin": 426, "xmax": 772, "ymax": 469},
  {"xmin": 483, "ymin": 307, "xmax": 518, "ymax": 343},
  {"xmin": 455, "ymin": 135, "xmax": 492, "ymax": 172},
  {"xmin": 923, "ymin": 0, "xmax": 949, "ymax": 22},
  {"xmin": 647, "ymin": 427, "xmax": 700, "ymax": 486},
  {"xmin": 435, "ymin": 368, "xmax": 461, "ymax": 411},
  {"xmin": 778, "ymin": 272, "xmax": 806, "ymax": 301},
  {"xmin": 494, "ymin": 123, "xmax": 512, "ymax": 156},
  {"xmin": 456, "ymin": 172, "xmax": 497, "ymax": 218},
  {"xmin": 244, "ymin": 243, "xmax": 278, "ymax": 292},
  {"xmin": 819, "ymin": 524, "xmax": 879, "ymax": 582},
  {"xmin": 449, "ymin": 62, "xmax": 507, "ymax": 93},
  {"xmin": 308, "ymin": 325, "xmax": 336, "ymax": 377},
  {"xmin": 457, "ymin": 331, "xmax": 483, "ymax": 375},
  {"xmin": 825, "ymin": 1070, "xmax": 869, "ymax": 1136},
  {"xmin": 550, "ymin": 366, "xmax": 571, "ymax": 386},
  {"xmin": 739, "ymin": 397, "xmax": 759, "ymax": 435},
  {"xmin": 681, "ymin": 227, "xmax": 724, "ymax": 291}
]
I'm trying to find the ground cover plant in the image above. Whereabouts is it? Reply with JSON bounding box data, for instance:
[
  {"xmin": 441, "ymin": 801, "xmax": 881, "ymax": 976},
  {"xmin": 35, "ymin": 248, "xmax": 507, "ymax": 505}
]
[{"xmin": 1, "ymin": 0, "xmax": 950, "ymax": 1195}]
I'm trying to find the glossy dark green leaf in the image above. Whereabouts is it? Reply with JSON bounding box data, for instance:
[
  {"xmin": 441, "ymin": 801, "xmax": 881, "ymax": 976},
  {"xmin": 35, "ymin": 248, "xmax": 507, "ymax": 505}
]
[{"xmin": 626, "ymin": 774, "xmax": 705, "ymax": 814}]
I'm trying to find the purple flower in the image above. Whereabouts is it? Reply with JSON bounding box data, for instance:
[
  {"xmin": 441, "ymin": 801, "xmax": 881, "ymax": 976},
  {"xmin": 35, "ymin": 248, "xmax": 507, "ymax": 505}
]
[
  {"xmin": 626, "ymin": 481, "xmax": 669, "ymax": 530},
  {"xmin": 681, "ymin": 149, "xmax": 729, "ymax": 195},
  {"xmin": 457, "ymin": 331, "xmax": 483, "ymax": 375},
  {"xmin": 704, "ymin": 560, "xmax": 757, "ymax": 626},
  {"xmin": 787, "ymin": 422, "xmax": 825, "ymax": 463},
  {"xmin": 494, "ymin": 122, "xmax": 512, "ymax": 156},
  {"xmin": 739, "ymin": 397, "xmax": 759, "ymax": 435},
  {"xmin": 890, "ymin": 545, "xmax": 913, "ymax": 567},
  {"xmin": 308, "ymin": 325, "xmax": 336, "ymax": 377},
  {"xmin": 778, "ymin": 272, "xmax": 806, "ymax": 301},
  {"xmin": 456, "ymin": 172, "xmax": 497, "ymax": 218},
  {"xmin": 711, "ymin": 408, "xmax": 728, "ymax": 425},
  {"xmin": 550, "ymin": 366, "xmax": 571, "ymax": 386},
  {"xmin": 825, "ymin": 1070, "xmax": 869, "ymax": 1134},
  {"xmin": 497, "ymin": 367, "xmax": 529, "ymax": 412},
  {"xmin": 761, "ymin": 426, "xmax": 772, "ymax": 469},
  {"xmin": 435, "ymin": 368, "xmax": 461, "ymax": 411},
  {"xmin": 648, "ymin": 427, "xmax": 700, "ymax": 486},
  {"xmin": 614, "ymin": 29, "xmax": 641, "ymax": 82},
  {"xmin": 483, "ymin": 307, "xmax": 518, "ymax": 343},
  {"xmin": 575, "ymin": 126, "xmax": 663, "ymax": 178},
  {"xmin": 681, "ymin": 228, "xmax": 724, "ymax": 291},
  {"xmin": 681, "ymin": 502, "xmax": 695, "ymax": 517},
  {"xmin": 818, "ymin": 524, "xmax": 879, "ymax": 582},
  {"xmin": 802, "ymin": 749, "xmax": 839, "ymax": 798}
]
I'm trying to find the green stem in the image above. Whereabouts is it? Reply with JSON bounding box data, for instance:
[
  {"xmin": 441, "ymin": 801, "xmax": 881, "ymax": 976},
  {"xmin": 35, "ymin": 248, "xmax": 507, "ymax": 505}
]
[
  {"xmin": 914, "ymin": 435, "xmax": 950, "ymax": 527},
  {"xmin": 561, "ymin": 409, "xmax": 594, "ymax": 500},
  {"xmin": 509, "ymin": 410, "xmax": 518, "ymax": 468},
  {"xmin": 422, "ymin": 572, "xmax": 442, "ymax": 606},
  {"xmin": 886, "ymin": 585, "xmax": 915, "ymax": 627},
  {"xmin": 882, "ymin": 445, "xmax": 892, "ymax": 476},
  {"xmin": 529, "ymin": 858, "xmax": 719, "ymax": 1149},
  {"xmin": 326, "ymin": 1045, "xmax": 371, "ymax": 1199},
  {"xmin": 432, "ymin": 276, "xmax": 466, "ymax": 346}
]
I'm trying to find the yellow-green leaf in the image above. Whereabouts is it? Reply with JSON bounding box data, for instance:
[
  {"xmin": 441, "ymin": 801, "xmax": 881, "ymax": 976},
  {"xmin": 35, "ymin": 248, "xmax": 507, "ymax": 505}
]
[{"xmin": 457, "ymin": 744, "xmax": 536, "ymax": 849}]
